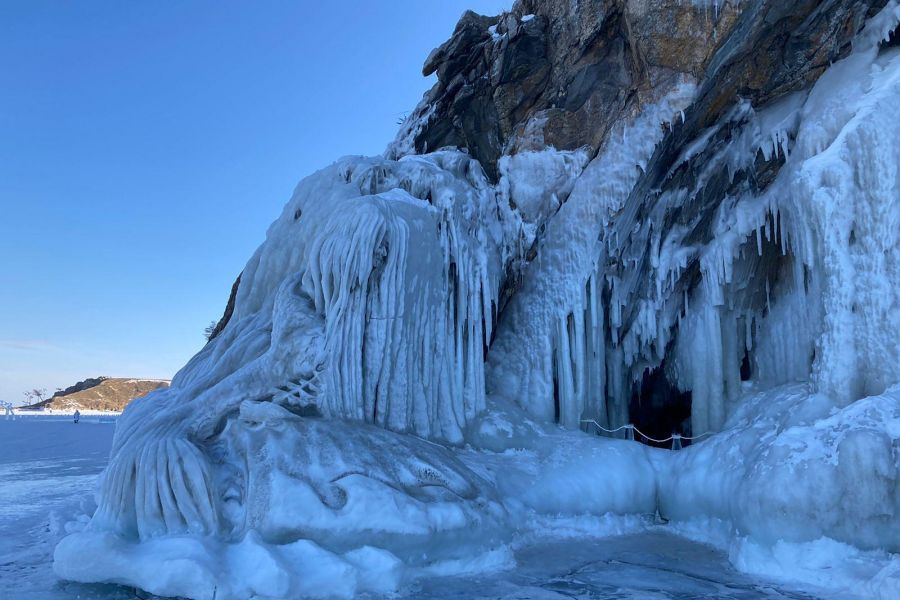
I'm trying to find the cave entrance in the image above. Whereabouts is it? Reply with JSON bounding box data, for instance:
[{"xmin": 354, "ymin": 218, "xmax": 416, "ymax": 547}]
[{"xmin": 628, "ymin": 362, "xmax": 692, "ymax": 448}]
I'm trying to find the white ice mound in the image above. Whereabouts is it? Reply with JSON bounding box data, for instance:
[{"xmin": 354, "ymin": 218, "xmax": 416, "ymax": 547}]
[
  {"xmin": 183, "ymin": 151, "xmax": 509, "ymax": 444},
  {"xmin": 54, "ymin": 151, "xmax": 518, "ymax": 597},
  {"xmin": 56, "ymin": 401, "xmax": 507, "ymax": 600},
  {"xmin": 660, "ymin": 384, "xmax": 900, "ymax": 553},
  {"xmin": 222, "ymin": 400, "xmax": 504, "ymax": 547}
]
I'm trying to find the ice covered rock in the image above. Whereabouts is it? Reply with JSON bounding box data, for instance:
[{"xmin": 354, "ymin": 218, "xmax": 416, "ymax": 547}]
[
  {"xmin": 54, "ymin": 0, "xmax": 900, "ymax": 597},
  {"xmin": 55, "ymin": 151, "xmax": 521, "ymax": 596},
  {"xmin": 484, "ymin": 0, "xmax": 900, "ymax": 438}
]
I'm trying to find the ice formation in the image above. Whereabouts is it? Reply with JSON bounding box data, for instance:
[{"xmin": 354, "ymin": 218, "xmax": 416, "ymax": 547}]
[
  {"xmin": 487, "ymin": 79, "xmax": 700, "ymax": 431},
  {"xmin": 491, "ymin": 7, "xmax": 900, "ymax": 438},
  {"xmin": 56, "ymin": 153, "xmax": 519, "ymax": 598},
  {"xmin": 54, "ymin": 2, "xmax": 900, "ymax": 598}
]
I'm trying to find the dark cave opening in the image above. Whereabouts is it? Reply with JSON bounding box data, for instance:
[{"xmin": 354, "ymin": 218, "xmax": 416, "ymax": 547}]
[
  {"xmin": 740, "ymin": 348, "xmax": 752, "ymax": 381},
  {"xmin": 880, "ymin": 23, "xmax": 898, "ymax": 50},
  {"xmin": 553, "ymin": 373, "xmax": 561, "ymax": 424},
  {"xmin": 628, "ymin": 363, "xmax": 693, "ymax": 448}
]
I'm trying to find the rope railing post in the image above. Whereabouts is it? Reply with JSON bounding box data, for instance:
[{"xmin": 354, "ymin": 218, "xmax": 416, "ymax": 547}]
[{"xmin": 579, "ymin": 418, "xmax": 714, "ymax": 450}]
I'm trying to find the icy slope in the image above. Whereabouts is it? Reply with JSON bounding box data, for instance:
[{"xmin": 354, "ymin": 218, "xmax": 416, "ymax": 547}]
[
  {"xmin": 660, "ymin": 384, "xmax": 900, "ymax": 599},
  {"xmin": 660, "ymin": 384, "xmax": 900, "ymax": 553}
]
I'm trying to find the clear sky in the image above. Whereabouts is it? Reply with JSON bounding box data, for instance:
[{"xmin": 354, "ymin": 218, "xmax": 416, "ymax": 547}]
[{"xmin": 0, "ymin": 0, "xmax": 509, "ymax": 403}]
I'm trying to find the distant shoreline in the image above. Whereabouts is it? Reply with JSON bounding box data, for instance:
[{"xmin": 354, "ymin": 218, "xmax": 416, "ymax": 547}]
[{"xmin": 8, "ymin": 408, "xmax": 122, "ymax": 417}]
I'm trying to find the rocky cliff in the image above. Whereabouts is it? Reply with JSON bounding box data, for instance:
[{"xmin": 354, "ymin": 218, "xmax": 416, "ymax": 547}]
[
  {"xmin": 389, "ymin": 0, "xmax": 886, "ymax": 179},
  {"xmin": 26, "ymin": 377, "xmax": 170, "ymax": 412},
  {"xmin": 389, "ymin": 0, "xmax": 899, "ymax": 438}
]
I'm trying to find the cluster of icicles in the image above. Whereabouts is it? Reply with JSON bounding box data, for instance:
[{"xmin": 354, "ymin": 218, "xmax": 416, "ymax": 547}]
[
  {"xmin": 519, "ymin": 22, "xmax": 900, "ymax": 437},
  {"xmin": 86, "ymin": 151, "xmax": 517, "ymax": 542},
  {"xmin": 225, "ymin": 150, "xmax": 512, "ymax": 444}
]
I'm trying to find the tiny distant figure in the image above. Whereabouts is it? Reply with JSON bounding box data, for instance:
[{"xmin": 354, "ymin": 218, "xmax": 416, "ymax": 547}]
[
  {"xmin": 2, "ymin": 402, "xmax": 14, "ymax": 420},
  {"xmin": 74, "ymin": 409, "xmax": 81, "ymax": 424}
]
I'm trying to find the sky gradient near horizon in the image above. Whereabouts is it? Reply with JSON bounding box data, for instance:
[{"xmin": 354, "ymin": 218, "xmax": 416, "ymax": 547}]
[{"xmin": 0, "ymin": 0, "xmax": 510, "ymax": 403}]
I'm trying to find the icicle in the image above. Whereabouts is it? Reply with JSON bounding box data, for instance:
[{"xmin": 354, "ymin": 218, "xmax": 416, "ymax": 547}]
[
  {"xmin": 745, "ymin": 312, "xmax": 754, "ymax": 352},
  {"xmin": 721, "ymin": 311, "xmax": 741, "ymax": 408},
  {"xmin": 779, "ymin": 212, "xmax": 788, "ymax": 256},
  {"xmin": 572, "ymin": 305, "xmax": 587, "ymax": 424}
]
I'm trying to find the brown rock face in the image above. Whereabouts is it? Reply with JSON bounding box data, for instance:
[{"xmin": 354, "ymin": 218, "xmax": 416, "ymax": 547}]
[
  {"xmin": 25, "ymin": 377, "xmax": 169, "ymax": 412},
  {"xmin": 391, "ymin": 0, "xmax": 738, "ymax": 179},
  {"xmin": 390, "ymin": 0, "xmax": 885, "ymax": 182}
]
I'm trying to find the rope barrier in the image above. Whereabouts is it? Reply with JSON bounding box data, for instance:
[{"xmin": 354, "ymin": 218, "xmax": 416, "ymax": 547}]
[{"xmin": 579, "ymin": 419, "xmax": 713, "ymax": 449}]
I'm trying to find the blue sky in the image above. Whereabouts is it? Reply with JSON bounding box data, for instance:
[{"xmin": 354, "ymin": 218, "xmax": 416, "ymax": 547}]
[{"xmin": 0, "ymin": 0, "xmax": 509, "ymax": 403}]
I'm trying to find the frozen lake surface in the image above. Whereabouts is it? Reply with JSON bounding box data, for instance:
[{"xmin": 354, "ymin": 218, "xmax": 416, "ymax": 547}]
[{"xmin": 0, "ymin": 417, "xmax": 824, "ymax": 599}]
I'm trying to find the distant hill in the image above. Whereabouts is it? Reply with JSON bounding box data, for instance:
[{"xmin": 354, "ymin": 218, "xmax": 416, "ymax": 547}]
[{"xmin": 24, "ymin": 377, "xmax": 170, "ymax": 412}]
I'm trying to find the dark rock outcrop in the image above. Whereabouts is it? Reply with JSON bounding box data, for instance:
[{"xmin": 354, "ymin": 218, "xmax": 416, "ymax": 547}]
[
  {"xmin": 393, "ymin": 0, "xmax": 884, "ymax": 183},
  {"xmin": 207, "ymin": 272, "xmax": 242, "ymax": 342},
  {"xmin": 393, "ymin": 0, "xmax": 743, "ymax": 179}
]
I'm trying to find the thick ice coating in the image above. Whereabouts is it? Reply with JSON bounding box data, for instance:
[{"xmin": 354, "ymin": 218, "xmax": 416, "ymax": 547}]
[
  {"xmin": 96, "ymin": 151, "xmax": 514, "ymax": 533},
  {"xmin": 53, "ymin": 3, "xmax": 900, "ymax": 598}
]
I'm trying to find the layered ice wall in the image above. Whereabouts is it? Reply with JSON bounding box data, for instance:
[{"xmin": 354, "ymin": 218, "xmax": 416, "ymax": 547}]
[{"xmin": 487, "ymin": 80, "xmax": 700, "ymax": 430}]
